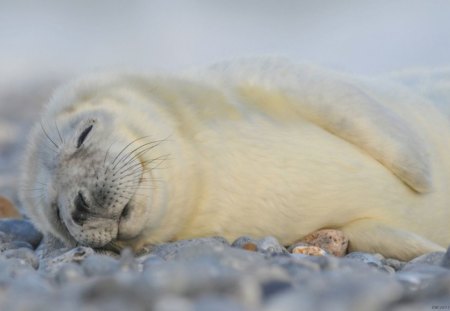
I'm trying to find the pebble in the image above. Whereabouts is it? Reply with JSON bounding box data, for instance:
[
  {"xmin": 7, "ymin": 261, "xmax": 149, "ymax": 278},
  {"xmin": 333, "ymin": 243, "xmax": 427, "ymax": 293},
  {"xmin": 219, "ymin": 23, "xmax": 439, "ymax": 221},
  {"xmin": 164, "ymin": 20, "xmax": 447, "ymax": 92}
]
[
  {"xmin": 441, "ymin": 246, "xmax": 450, "ymax": 269},
  {"xmin": 298, "ymin": 229, "xmax": 349, "ymax": 256},
  {"xmin": 345, "ymin": 251, "xmax": 384, "ymax": 268},
  {"xmin": 0, "ymin": 226, "xmax": 447, "ymax": 310},
  {"xmin": 149, "ymin": 237, "xmax": 229, "ymax": 260},
  {"xmin": 232, "ymin": 236, "xmax": 287, "ymax": 255},
  {"xmin": 0, "ymin": 219, "xmax": 43, "ymax": 248},
  {"xmin": 1, "ymin": 247, "xmax": 39, "ymax": 269},
  {"xmin": 289, "ymin": 243, "xmax": 327, "ymax": 256},
  {"xmin": 256, "ymin": 236, "xmax": 287, "ymax": 255},
  {"xmin": 54, "ymin": 262, "xmax": 85, "ymax": 284},
  {"xmin": 0, "ymin": 196, "xmax": 21, "ymax": 219},
  {"xmin": 409, "ymin": 251, "xmax": 445, "ymax": 266},
  {"xmin": 81, "ymin": 254, "xmax": 120, "ymax": 277}
]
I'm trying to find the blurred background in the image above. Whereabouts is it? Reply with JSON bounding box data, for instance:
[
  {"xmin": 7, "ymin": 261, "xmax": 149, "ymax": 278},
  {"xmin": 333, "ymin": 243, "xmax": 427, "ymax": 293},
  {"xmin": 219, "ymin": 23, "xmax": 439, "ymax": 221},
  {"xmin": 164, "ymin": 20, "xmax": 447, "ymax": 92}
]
[
  {"xmin": 1, "ymin": 0, "xmax": 450, "ymax": 207},
  {"xmin": 1, "ymin": 0, "xmax": 450, "ymax": 78}
]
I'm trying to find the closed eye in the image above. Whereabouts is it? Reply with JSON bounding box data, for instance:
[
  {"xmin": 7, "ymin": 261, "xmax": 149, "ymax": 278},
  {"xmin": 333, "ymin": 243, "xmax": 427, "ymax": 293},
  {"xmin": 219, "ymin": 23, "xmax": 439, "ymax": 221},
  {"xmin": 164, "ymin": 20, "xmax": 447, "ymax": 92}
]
[{"xmin": 77, "ymin": 125, "xmax": 93, "ymax": 148}]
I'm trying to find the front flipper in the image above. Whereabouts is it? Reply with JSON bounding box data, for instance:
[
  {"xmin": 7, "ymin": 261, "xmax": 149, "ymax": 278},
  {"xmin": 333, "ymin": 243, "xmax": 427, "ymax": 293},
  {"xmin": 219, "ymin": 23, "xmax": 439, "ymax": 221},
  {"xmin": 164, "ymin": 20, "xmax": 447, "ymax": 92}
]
[{"xmin": 341, "ymin": 218, "xmax": 445, "ymax": 261}]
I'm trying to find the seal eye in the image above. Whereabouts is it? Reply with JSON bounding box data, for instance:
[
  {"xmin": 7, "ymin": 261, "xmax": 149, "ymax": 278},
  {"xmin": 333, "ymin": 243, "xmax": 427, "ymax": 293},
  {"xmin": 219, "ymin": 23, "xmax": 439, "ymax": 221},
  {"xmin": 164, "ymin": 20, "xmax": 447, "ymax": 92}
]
[{"xmin": 77, "ymin": 125, "xmax": 93, "ymax": 148}]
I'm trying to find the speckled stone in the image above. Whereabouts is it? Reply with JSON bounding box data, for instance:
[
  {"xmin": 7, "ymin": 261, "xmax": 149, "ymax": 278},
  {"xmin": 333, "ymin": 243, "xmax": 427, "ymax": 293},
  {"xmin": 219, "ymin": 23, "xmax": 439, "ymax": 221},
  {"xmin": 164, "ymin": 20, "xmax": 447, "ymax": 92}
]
[
  {"xmin": 0, "ymin": 219, "xmax": 43, "ymax": 248},
  {"xmin": 299, "ymin": 229, "xmax": 349, "ymax": 257},
  {"xmin": 289, "ymin": 243, "xmax": 327, "ymax": 256}
]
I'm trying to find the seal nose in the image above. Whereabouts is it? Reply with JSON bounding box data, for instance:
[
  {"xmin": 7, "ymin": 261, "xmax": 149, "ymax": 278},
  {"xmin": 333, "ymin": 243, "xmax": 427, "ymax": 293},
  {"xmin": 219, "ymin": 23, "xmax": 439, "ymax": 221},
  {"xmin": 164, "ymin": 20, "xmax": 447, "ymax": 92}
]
[{"xmin": 72, "ymin": 191, "xmax": 90, "ymax": 225}]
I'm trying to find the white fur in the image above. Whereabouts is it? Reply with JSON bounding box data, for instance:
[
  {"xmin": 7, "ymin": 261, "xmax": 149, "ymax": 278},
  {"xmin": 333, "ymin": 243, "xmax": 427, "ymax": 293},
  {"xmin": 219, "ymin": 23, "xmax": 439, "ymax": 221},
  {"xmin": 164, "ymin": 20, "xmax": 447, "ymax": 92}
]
[{"xmin": 20, "ymin": 59, "xmax": 450, "ymax": 260}]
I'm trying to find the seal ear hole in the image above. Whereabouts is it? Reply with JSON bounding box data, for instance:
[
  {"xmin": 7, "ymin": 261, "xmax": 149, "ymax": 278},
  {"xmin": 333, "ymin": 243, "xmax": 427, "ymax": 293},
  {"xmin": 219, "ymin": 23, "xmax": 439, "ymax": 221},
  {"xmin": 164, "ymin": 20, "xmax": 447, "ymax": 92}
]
[{"xmin": 77, "ymin": 125, "xmax": 93, "ymax": 148}]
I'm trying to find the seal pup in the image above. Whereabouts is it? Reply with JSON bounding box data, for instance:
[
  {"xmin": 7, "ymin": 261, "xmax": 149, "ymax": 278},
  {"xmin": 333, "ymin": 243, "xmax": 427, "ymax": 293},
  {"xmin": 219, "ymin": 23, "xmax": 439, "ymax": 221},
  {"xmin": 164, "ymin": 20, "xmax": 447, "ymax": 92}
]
[{"xmin": 20, "ymin": 59, "xmax": 450, "ymax": 260}]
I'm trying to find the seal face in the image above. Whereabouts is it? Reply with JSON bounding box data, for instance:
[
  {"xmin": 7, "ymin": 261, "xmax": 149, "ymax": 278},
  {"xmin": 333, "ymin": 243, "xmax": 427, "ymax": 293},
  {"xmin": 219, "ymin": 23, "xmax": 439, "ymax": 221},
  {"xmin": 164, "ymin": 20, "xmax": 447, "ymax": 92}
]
[{"xmin": 19, "ymin": 60, "xmax": 450, "ymax": 260}]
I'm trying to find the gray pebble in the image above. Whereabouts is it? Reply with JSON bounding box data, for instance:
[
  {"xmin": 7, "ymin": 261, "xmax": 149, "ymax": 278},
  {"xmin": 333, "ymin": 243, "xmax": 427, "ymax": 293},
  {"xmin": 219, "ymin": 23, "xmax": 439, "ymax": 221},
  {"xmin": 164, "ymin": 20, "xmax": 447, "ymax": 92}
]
[
  {"xmin": 0, "ymin": 219, "xmax": 43, "ymax": 248},
  {"xmin": 55, "ymin": 262, "xmax": 85, "ymax": 284},
  {"xmin": 257, "ymin": 236, "xmax": 288, "ymax": 255},
  {"xmin": 232, "ymin": 236, "xmax": 258, "ymax": 250},
  {"xmin": 0, "ymin": 241, "xmax": 33, "ymax": 252},
  {"xmin": 150, "ymin": 237, "xmax": 229, "ymax": 260},
  {"xmin": 81, "ymin": 254, "xmax": 120, "ymax": 277},
  {"xmin": 409, "ymin": 251, "xmax": 445, "ymax": 266},
  {"xmin": 0, "ymin": 257, "xmax": 36, "ymax": 285},
  {"xmin": 345, "ymin": 251, "xmax": 384, "ymax": 267},
  {"xmin": 154, "ymin": 295, "xmax": 194, "ymax": 311},
  {"xmin": 382, "ymin": 258, "xmax": 406, "ymax": 271},
  {"xmin": 2, "ymin": 247, "xmax": 39, "ymax": 269},
  {"xmin": 194, "ymin": 296, "xmax": 249, "ymax": 311},
  {"xmin": 441, "ymin": 246, "xmax": 450, "ymax": 269},
  {"xmin": 397, "ymin": 263, "xmax": 450, "ymax": 292},
  {"xmin": 140, "ymin": 254, "xmax": 166, "ymax": 271}
]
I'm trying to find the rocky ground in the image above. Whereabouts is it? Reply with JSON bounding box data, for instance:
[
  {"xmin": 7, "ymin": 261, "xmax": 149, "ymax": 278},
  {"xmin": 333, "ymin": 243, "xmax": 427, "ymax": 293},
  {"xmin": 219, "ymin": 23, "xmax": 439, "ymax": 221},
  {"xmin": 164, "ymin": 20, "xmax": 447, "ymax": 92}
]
[{"xmin": 1, "ymin": 77, "xmax": 449, "ymax": 311}]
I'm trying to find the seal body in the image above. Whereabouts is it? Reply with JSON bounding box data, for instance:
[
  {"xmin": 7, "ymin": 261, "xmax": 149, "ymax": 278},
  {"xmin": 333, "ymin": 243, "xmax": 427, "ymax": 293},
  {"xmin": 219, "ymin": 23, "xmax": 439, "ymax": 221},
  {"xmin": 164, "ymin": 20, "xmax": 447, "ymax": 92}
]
[{"xmin": 20, "ymin": 60, "xmax": 450, "ymax": 260}]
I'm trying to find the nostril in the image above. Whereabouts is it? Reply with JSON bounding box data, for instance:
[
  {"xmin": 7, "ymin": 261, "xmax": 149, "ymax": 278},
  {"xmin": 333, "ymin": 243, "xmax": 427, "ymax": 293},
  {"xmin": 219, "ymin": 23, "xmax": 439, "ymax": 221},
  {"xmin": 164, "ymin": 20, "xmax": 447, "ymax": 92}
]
[{"xmin": 72, "ymin": 191, "xmax": 90, "ymax": 225}]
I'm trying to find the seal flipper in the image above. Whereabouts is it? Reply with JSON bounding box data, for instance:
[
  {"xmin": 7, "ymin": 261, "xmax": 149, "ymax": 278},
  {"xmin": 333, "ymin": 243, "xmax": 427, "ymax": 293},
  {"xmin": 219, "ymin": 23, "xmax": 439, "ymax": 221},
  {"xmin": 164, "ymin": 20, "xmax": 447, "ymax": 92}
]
[
  {"xmin": 341, "ymin": 218, "xmax": 445, "ymax": 261},
  {"xmin": 212, "ymin": 60, "xmax": 433, "ymax": 193},
  {"xmin": 286, "ymin": 78, "xmax": 433, "ymax": 193}
]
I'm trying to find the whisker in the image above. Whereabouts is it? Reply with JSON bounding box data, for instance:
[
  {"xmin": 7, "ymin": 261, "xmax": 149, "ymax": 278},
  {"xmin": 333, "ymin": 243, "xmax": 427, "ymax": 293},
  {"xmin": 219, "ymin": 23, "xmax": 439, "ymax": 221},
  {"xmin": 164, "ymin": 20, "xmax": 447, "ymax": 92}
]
[
  {"xmin": 111, "ymin": 136, "xmax": 151, "ymax": 166},
  {"xmin": 40, "ymin": 120, "xmax": 59, "ymax": 150}
]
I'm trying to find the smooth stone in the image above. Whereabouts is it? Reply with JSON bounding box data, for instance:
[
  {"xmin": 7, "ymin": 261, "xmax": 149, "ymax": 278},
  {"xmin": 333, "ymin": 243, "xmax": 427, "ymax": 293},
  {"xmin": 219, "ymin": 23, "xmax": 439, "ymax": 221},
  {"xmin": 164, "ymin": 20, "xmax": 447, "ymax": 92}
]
[
  {"xmin": 81, "ymin": 254, "xmax": 120, "ymax": 277},
  {"xmin": 150, "ymin": 237, "xmax": 229, "ymax": 260},
  {"xmin": 231, "ymin": 236, "xmax": 259, "ymax": 252},
  {"xmin": 140, "ymin": 254, "xmax": 166, "ymax": 271},
  {"xmin": 295, "ymin": 254, "xmax": 341, "ymax": 271},
  {"xmin": 141, "ymin": 246, "xmax": 269, "ymax": 306},
  {"xmin": 1, "ymin": 247, "xmax": 39, "ymax": 269},
  {"xmin": 194, "ymin": 296, "xmax": 249, "ymax": 311},
  {"xmin": 345, "ymin": 252, "xmax": 384, "ymax": 267},
  {"xmin": 154, "ymin": 295, "xmax": 194, "ymax": 311},
  {"xmin": 264, "ymin": 272, "xmax": 403, "ymax": 311},
  {"xmin": 0, "ymin": 196, "xmax": 21, "ymax": 219},
  {"xmin": 79, "ymin": 275, "xmax": 155, "ymax": 309},
  {"xmin": 0, "ymin": 219, "xmax": 43, "ymax": 248},
  {"xmin": 397, "ymin": 263, "xmax": 450, "ymax": 291},
  {"xmin": 260, "ymin": 280, "xmax": 293, "ymax": 300},
  {"xmin": 382, "ymin": 258, "xmax": 406, "ymax": 271},
  {"xmin": 0, "ymin": 257, "xmax": 36, "ymax": 284},
  {"xmin": 441, "ymin": 246, "xmax": 450, "ymax": 269},
  {"xmin": 409, "ymin": 251, "xmax": 445, "ymax": 266},
  {"xmin": 55, "ymin": 262, "xmax": 85, "ymax": 284},
  {"xmin": 0, "ymin": 240, "xmax": 33, "ymax": 252},
  {"xmin": 256, "ymin": 236, "xmax": 287, "ymax": 255},
  {"xmin": 118, "ymin": 248, "xmax": 141, "ymax": 272}
]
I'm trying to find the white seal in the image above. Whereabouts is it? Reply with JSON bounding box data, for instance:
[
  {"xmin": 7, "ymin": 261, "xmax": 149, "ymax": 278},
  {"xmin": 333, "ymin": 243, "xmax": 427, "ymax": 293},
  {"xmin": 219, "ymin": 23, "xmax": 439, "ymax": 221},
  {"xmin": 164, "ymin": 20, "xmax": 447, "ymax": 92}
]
[{"xmin": 20, "ymin": 59, "xmax": 450, "ymax": 260}]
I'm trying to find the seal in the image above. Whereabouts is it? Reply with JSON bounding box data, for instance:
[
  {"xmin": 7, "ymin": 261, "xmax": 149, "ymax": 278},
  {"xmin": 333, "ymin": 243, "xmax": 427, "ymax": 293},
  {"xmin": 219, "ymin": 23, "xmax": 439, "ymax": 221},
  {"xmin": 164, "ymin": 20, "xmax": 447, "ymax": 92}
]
[{"xmin": 19, "ymin": 59, "xmax": 450, "ymax": 260}]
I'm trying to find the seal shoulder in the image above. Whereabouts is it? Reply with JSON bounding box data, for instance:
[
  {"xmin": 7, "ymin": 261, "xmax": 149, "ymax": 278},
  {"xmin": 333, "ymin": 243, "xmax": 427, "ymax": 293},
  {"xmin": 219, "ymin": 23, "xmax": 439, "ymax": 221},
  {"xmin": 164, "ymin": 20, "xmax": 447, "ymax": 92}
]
[{"xmin": 196, "ymin": 59, "xmax": 433, "ymax": 193}]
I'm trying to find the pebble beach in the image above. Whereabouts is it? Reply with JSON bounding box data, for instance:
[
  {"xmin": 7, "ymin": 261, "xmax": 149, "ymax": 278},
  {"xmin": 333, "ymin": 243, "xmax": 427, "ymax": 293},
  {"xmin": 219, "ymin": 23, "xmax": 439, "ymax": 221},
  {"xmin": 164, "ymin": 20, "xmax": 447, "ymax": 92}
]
[{"xmin": 1, "ymin": 77, "xmax": 450, "ymax": 311}]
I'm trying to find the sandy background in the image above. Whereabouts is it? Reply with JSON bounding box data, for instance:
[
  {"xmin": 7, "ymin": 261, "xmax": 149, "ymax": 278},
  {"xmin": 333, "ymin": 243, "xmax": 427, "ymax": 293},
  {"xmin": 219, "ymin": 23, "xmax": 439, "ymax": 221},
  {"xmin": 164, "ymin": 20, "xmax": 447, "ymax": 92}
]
[{"xmin": 1, "ymin": 0, "xmax": 450, "ymax": 210}]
